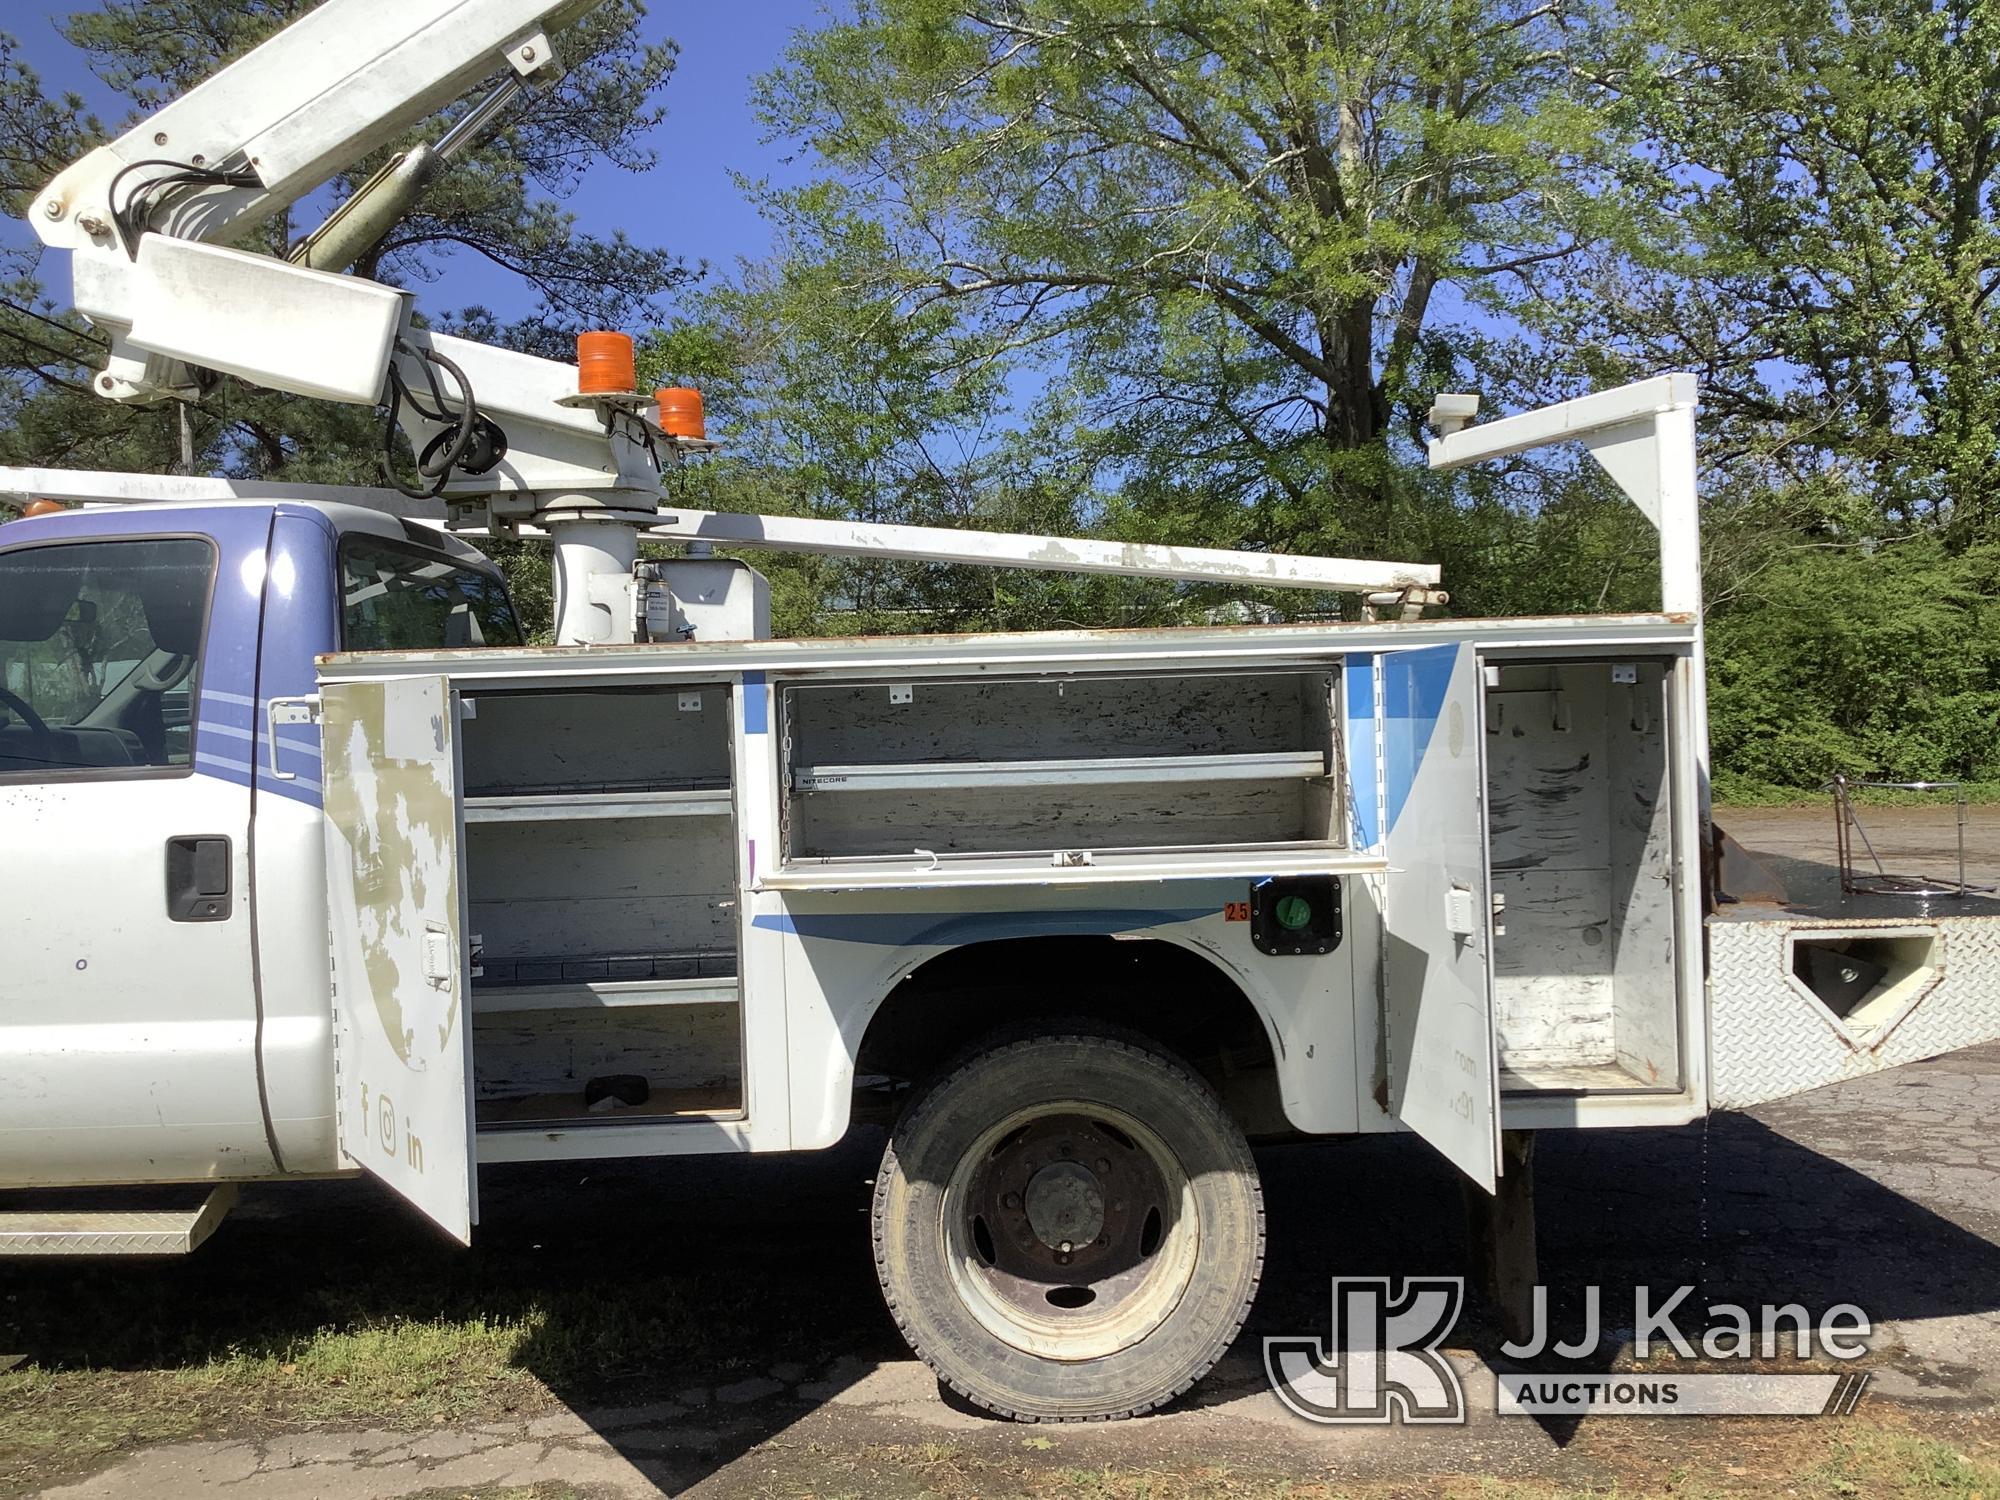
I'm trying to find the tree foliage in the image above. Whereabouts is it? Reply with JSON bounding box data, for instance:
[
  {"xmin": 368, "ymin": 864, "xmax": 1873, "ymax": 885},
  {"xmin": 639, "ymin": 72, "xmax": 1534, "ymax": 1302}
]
[
  {"xmin": 750, "ymin": 0, "xmax": 1644, "ymax": 549},
  {"xmin": 715, "ymin": 0, "xmax": 2000, "ymax": 789},
  {"xmin": 1570, "ymin": 0, "xmax": 2000, "ymax": 537}
]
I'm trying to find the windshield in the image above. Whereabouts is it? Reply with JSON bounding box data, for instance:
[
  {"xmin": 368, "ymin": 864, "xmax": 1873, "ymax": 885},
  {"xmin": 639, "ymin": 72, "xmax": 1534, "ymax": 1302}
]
[{"xmin": 0, "ymin": 536, "xmax": 214, "ymax": 775}]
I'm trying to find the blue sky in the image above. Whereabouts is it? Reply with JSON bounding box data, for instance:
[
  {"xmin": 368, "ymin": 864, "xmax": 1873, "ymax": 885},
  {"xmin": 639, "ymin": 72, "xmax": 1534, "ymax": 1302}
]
[{"xmin": 10, "ymin": 0, "xmax": 824, "ymax": 320}]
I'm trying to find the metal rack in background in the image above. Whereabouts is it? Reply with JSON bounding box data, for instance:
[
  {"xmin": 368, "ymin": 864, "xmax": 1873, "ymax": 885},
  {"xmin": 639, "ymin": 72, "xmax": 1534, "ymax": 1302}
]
[{"xmin": 1827, "ymin": 777, "xmax": 1992, "ymax": 897}]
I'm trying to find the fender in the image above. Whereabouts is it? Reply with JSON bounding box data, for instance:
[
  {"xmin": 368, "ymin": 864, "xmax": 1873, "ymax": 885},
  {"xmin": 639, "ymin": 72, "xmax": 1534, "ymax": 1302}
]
[{"xmin": 756, "ymin": 884, "xmax": 1364, "ymax": 1149}]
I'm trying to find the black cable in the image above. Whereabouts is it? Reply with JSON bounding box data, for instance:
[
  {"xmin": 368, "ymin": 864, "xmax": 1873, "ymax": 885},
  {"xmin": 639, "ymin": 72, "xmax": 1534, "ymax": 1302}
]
[
  {"xmin": 106, "ymin": 157, "xmax": 260, "ymax": 249},
  {"xmin": 382, "ymin": 370, "xmax": 431, "ymax": 500},
  {"xmin": 412, "ymin": 345, "xmax": 477, "ymax": 481},
  {"xmin": 381, "ymin": 340, "xmax": 483, "ymax": 498}
]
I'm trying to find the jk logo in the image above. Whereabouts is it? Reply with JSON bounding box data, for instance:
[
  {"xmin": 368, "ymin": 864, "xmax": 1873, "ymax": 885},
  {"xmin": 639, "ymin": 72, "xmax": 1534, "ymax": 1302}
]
[{"xmin": 1264, "ymin": 1277, "xmax": 1467, "ymax": 1424}]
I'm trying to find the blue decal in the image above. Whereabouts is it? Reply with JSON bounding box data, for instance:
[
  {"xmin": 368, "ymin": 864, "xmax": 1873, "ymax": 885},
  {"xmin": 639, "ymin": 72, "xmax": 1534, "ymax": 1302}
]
[
  {"xmin": 1380, "ymin": 644, "xmax": 1460, "ymax": 839},
  {"xmin": 742, "ymin": 671, "xmax": 768, "ymax": 734},
  {"xmin": 1344, "ymin": 654, "xmax": 1379, "ymax": 850},
  {"xmin": 753, "ymin": 906, "xmax": 1216, "ymax": 948}
]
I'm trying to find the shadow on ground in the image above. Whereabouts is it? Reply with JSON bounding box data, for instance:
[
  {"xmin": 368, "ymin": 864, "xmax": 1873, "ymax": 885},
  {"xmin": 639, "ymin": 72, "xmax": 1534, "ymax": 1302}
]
[{"xmin": 6, "ymin": 1056, "xmax": 1999, "ymax": 1493}]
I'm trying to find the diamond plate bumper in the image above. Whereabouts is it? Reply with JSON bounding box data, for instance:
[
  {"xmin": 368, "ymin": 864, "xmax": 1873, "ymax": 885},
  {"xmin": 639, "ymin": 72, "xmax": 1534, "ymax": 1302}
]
[{"xmin": 1710, "ymin": 910, "xmax": 2000, "ymax": 1108}]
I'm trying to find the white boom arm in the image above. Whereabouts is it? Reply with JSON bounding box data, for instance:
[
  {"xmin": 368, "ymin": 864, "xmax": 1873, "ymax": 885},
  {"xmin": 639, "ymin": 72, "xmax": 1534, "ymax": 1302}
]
[
  {"xmin": 34, "ymin": 0, "xmax": 593, "ymax": 255},
  {"xmin": 21, "ymin": 0, "xmax": 1446, "ymax": 642}
]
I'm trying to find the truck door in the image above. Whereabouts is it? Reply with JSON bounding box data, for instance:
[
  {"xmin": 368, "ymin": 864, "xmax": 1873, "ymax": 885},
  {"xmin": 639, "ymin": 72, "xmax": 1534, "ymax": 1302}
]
[
  {"xmin": 1378, "ymin": 643, "xmax": 1502, "ymax": 1192},
  {"xmin": 320, "ymin": 674, "xmax": 476, "ymax": 1243},
  {"xmin": 0, "ymin": 521, "xmax": 275, "ymax": 1185}
]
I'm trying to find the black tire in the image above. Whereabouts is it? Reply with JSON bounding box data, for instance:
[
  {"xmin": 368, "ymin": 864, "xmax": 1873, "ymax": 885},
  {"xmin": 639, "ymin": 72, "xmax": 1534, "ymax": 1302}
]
[{"xmin": 872, "ymin": 1025, "xmax": 1265, "ymax": 1422}]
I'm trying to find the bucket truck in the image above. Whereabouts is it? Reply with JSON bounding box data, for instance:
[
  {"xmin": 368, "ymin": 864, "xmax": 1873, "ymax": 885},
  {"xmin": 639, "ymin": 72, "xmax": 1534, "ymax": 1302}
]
[{"xmin": 4, "ymin": 0, "xmax": 1996, "ymax": 1425}]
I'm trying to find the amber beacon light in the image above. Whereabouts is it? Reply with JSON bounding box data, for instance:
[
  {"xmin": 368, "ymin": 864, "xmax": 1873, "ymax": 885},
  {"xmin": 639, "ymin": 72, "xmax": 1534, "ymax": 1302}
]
[
  {"xmin": 654, "ymin": 387, "xmax": 706, "ymax": 441},
  {"xmin": 576, "ymin": 330, "xmax": 636, "ymax": 395}
]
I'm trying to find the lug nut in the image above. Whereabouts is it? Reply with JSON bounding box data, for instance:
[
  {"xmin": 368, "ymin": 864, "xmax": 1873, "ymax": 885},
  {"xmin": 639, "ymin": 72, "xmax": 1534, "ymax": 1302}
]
[{"xmin": 1001, "ymin": 1192, "xmax": 1020, "ymax": 1209}]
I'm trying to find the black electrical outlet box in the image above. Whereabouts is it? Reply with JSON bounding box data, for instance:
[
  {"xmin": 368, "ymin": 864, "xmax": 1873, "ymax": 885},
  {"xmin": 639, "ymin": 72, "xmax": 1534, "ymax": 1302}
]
[{"xmin": 1249, "ymin": 875, "xmax": 1342, "ymax": 956}]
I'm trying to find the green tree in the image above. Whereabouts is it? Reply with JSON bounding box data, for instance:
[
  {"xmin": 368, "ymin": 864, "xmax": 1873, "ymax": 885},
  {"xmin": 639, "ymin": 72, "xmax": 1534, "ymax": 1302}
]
[
  {"xmin": 748, "ymin": 0, "xmax": 1648, "ymax": 561},
  {"xmin": 646, "ymin": 246, "xmax": 1194, "ymax": 635},
  {"xmin": 1571, "ymin": 0, "xmax": 2000, "ymax": 541},
  {"xmin": 1707, "ymin": 535, "xmax": 2000, "ymax": 793}
]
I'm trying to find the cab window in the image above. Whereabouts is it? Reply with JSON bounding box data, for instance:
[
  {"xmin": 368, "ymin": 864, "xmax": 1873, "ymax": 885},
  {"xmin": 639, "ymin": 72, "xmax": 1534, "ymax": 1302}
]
[
  {"xmin": 0, "ymin": 536, "xmax": 214, "ymax": 777},
  {"xmin": 340, "ymin": 535, "xmax": 522, "ymax": 651}
]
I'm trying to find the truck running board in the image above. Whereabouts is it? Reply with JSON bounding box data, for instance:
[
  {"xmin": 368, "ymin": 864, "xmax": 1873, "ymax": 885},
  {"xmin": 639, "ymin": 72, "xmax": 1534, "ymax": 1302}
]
[{"xmin": 0, "ymin": 1184, "xmax": 239, "ymax": 1256}]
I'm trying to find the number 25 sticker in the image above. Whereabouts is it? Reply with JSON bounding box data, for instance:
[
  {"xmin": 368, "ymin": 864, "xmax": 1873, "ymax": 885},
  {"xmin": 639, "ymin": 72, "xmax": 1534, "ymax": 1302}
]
[{"xmin": 1223, "ymin": 902, "xmax": 1251, "ymax": 922}]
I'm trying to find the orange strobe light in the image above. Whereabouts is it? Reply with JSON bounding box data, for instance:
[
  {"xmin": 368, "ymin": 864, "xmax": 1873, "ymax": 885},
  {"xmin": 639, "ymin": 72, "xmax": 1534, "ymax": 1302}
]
[
  {"xmin": 577, "ymin": 330, "xmax": 637, "ymax": 395},
  {"xmin": 654, "ymin": 387, "xmax": 706, "ymax": 441}
]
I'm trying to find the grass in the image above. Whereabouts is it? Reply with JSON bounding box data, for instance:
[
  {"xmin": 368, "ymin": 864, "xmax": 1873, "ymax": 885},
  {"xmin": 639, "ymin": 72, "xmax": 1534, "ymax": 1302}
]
[
  {"xmin": 7, "ymin": 1345, "xmax": 2000, "ymax": 1500},
  {"xmin": 0, "ymin": 1165, "xmax": 889, "ymax": 1495},
  {"xmin": 827, "ymin": 1415, "xmax": 2000, "ymax": 1500},
  {"xmin": 1805, "ymin": 1427, "xmax": 2000, "ymax": 1498},
  {"xmin": 0, "ymin": 1314, "xmax": 556, "ymax": 1493}
]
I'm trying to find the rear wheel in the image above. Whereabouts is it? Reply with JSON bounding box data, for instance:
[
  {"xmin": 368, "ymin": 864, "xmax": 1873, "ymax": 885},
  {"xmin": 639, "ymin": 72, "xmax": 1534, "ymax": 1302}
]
[{"xmin": 872, "ymin": 1027, "xmax": 1264, "ymax": 1421}]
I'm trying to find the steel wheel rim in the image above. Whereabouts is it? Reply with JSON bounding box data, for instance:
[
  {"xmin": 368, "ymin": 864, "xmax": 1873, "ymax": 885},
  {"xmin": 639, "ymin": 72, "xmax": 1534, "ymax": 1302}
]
[{"xmin": 941, "ymin": 1100, "xmax": 1199, "ymax": 1361}]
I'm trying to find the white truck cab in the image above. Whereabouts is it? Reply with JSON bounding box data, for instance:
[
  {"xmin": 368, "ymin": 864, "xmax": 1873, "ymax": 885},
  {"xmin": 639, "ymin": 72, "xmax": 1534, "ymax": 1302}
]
[{"xmin": 0, "ymin": 502, "xmax": 514, "ymax": 1185}]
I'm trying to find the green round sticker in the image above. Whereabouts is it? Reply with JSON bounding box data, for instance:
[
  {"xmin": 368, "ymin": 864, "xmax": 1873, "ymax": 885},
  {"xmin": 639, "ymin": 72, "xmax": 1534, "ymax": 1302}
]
[{"xmin": 1274, "ymin": 895, "xmax": 1314, "ymax": 931}]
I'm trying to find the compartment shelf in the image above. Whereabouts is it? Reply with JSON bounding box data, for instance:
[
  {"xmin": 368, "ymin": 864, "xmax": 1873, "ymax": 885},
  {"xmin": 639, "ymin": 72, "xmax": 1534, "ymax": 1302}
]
[
  {"xmin": 477, "ymin": 1085, "xmax": 741, "ymax": 1129},
  {"xmin": 781, "ymin": 668, "xmax": 1344, "ymax": 864},
  {"xmin": 474, "ymin": 948, "xmax": 737, "ymax": 989},
  {"xmin": 465, "ymin": 788, "xmax": 732, "ymax": 823},
  {"xmin": 470, "ymin": 976, "xmax": 739, "ymax": 1016},
  {"xmin": 791, "ymin": 749, "xmax": 1328, "ymax": 794},
  {"xmin": 762, "ymin": 846, "xmax": 1385, "ymax": 891},
  {"xmin": 1500, "ymin": 1061, "xmax": 1669, "ymax": 1094}
]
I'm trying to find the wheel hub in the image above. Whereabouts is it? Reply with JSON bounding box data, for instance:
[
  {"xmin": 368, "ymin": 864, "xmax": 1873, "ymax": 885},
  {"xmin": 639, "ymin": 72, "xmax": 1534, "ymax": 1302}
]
[
  {"xmin": 945, "ymin": 1104, "xmax": 1201, "ymax": 1360},
  {"xmin": 1023, "ymin": 1160, "xmax": 1106, "ymax": 1251}
]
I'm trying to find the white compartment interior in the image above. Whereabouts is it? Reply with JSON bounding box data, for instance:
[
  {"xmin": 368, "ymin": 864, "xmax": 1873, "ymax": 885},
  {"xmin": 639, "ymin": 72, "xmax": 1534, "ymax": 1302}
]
[
  {"xmin": 781, "ymin": 669, "xmax": 1342, "ymax": 866},
  {"xmin": 459, "ymin": 686, "xmax": 743, "ymax": 1126},
  {"xmin": 1487, "ymin": 660, "xmax": 1682, "ymax": 1092}
]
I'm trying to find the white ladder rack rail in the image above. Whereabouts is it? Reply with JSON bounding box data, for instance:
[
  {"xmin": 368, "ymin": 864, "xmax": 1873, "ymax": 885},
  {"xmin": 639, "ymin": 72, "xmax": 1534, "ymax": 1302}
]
[{"xmin": 0, "ymin": 467, "xmax": 1444, "ymax": 600}]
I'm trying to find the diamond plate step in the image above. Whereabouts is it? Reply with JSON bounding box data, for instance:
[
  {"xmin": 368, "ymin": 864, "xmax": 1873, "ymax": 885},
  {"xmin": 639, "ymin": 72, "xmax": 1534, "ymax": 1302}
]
[{"xmin": 0, "ymin": 1184, "xmax": 238, "ymax": 1256}]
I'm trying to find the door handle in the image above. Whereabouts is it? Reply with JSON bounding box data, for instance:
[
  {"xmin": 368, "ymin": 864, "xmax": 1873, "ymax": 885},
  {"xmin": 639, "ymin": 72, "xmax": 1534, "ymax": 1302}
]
[
  {"xmin": 166, "ymin": 836, "xmax": 232, "ymax": 922},
  {"xmin": 266, "ymin": 694, "xmax": 321, "ymax": 780}
]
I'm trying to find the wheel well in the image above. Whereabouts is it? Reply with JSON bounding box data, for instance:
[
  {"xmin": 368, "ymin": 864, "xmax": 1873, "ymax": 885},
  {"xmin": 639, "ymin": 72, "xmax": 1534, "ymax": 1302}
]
[{"xmin": 854, "ymin": 937, "xmax": 1289, "ymax": 1137}]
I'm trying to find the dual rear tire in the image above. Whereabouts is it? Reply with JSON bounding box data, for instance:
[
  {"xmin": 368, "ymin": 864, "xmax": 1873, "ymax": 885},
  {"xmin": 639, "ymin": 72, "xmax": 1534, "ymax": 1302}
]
[{"xmin": 871, "ymin": 1027, "xmax": 1264, "ymax": 1421}]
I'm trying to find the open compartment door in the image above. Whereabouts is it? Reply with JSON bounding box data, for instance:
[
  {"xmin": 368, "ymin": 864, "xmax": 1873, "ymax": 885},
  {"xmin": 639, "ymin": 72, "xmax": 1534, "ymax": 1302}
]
[
  {"xmin": 321, "ymin": 676, "xmax": 477, "ymax": 1243},
  {"xmin": 1379, "ymin": 644, "xmax": 1502, "ymax": 1193}
]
